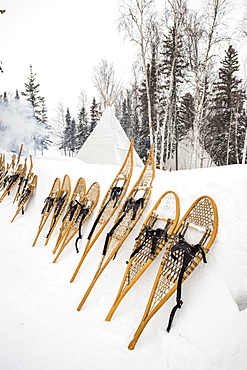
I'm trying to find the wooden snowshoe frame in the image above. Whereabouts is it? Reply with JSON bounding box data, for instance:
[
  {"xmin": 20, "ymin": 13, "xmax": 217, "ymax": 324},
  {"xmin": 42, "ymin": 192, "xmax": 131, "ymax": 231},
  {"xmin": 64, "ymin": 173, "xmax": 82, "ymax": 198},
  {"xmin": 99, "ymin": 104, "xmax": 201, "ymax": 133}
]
[
  {"xmin": 11, "ymin": 174, "xmax": 38, "ymax": 222},
  {"xmin": 75, "ymin": 146, "xmax": 155, "ymax": 310},
  {"xmin": 0, "ymin": 161, "xmax": 27, "ymax": 203},
  {"xmin": 52, "ymin": 181, "xmax": 100, "ymax": 263},
  {"xmin": 80, "ymin": 139, "xmax": 134, "ymax": 259},
  {"xmin": 13, "ymin": 155, "xmax": 33, "ymax": 204},
  {"xmin": 52, "ymin": 177, "xmax": 86, "ymax": 254},
  {"xmin": 69, "ymin": 139, "xmax": 134, "ymax": 283},
  {"xmin": 128, "ymin": 195, "xmax": 218, "ymax": 350},
  {"xmin": 32, "ymin": 177, "xmax": 61, "ymax": 247},
  {"xmin": 44, "ymin": 174, "xmax": 71, "ymax": 245},
  {"xmin": 105, "ymin": 190, "xmax": 180, "ymax": 322}
]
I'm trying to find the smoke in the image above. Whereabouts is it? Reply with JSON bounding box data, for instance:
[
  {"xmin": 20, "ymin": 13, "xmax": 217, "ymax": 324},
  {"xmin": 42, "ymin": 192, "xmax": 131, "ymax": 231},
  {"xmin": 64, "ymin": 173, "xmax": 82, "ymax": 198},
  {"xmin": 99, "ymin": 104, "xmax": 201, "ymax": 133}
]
[{"xmin": 0, "ymin": 99, "xmax": 39, "ymax": 154}]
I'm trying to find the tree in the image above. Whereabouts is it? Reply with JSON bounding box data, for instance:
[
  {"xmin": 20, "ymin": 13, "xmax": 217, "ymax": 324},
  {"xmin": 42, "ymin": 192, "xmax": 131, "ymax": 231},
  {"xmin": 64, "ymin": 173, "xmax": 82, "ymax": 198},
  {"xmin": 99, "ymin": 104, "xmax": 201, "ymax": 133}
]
[
  {"xmin": 118, "ymin": 0, "xmax": 158, "ymax": 149},
  {"xmin": 185, "ymin": 0, "xmax": 228, "ymax": 168},
  {"xmin": 159, "ymin": 0, "xmax": 188, "ymax": 169},
  {"xmin": 205, "ymin": 45, "xmax": 246, "ymax": 165},
  {"xmin": 92, "ymin": 58, "xmax": 123, "ymax": 107},
  {"xmin": 38, "ymin": 99, "xmax": 52, "ymax": 155},
  {"xmin": 64, "ymin": 108, "xmax": 76, "ymax": 156},
  {"xmin": 89, "ymin": 97, "xmax": 101, "ymax": 134},
  {"xmin": 52, "ymin": 101, "xmax": 67, "ymax": 155},
  {"xmin": 22, "ymin": 65, "xmax": 43, "ymax": 120},
  {"xmin": 22, "ymin": 65, "xmax": 51, "ymax": 154},
  {"xmin": 15, "ymin": 89, "xmax": 20, "ymax": 100},
  {"xmin": 76, "ymin": 105, "xmax": 89, "ymax": 151}
]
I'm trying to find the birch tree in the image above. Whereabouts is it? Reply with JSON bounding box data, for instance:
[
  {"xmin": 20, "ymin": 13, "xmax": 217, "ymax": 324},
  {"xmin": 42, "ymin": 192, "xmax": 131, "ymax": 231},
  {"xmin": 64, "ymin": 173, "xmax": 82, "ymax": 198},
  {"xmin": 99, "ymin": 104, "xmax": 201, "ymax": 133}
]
[
  {"xmin": 185, "ymin": 0, "xmax": 228, "ymax": 168},
  {"xmin": 92, "ymin": 58, "xmax": 123, "ymax": 108},
  {"xmin": 52, "ymin": 100, "xmax": 67, "ymax": 155},
  {"xmin": 118, "ymin": 0, "xmax": 158, "ymax": 149}
]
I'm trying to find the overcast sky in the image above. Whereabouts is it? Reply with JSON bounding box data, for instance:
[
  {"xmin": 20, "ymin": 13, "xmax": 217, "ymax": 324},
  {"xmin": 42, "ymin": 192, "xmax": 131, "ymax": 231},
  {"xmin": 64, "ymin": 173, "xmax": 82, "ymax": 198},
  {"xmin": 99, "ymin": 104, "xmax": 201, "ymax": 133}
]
[
  {"xmin": 0, "ymin": 0, "xmax": 135, "ymax": 117},
  {"xmin": 0, "ymin": 0, "xmax": 246, "ymax": 119}
]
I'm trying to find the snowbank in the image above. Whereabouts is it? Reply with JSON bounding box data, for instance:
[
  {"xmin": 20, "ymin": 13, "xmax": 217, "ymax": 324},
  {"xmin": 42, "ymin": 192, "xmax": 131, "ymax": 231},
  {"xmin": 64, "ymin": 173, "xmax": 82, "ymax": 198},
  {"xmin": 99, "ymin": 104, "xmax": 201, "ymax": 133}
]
[{"xmin": 0, "ymin": 154, "xmax": 247, "ymax": 370}]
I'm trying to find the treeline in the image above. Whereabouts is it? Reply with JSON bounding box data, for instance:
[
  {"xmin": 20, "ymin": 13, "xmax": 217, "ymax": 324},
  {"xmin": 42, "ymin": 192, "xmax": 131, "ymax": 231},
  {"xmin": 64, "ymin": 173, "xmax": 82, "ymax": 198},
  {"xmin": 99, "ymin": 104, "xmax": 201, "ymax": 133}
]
[
  {"xmin": 112, "ymin": 0, "xmax": 247, "ymax": 168},
  {"xmin": 1, "ymin": 0, "xmax": 247, "ymax": 169}
]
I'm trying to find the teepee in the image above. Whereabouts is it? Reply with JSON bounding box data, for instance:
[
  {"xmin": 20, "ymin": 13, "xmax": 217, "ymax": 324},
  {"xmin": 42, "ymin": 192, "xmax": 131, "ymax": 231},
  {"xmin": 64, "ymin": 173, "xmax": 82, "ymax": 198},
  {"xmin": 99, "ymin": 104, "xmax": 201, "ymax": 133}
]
[
  {"xmin": 76, "ymin": 106, "xmax": 143, "ymax": 167},
  {"xmin": 76, "ymin": 59, "xmax": 143, "ymax": 167},
  {"xmin": 165, "ymin": 135, "xmax": 215, "ymax": 170}
]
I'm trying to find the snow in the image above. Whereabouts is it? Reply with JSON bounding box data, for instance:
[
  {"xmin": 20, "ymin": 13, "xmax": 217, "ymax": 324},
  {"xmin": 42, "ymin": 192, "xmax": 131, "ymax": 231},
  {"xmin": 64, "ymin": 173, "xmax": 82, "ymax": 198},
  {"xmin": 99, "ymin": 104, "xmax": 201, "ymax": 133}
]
[{"xmin": 1, "ymin": 151, "xmax": 247, "ymax": 370}]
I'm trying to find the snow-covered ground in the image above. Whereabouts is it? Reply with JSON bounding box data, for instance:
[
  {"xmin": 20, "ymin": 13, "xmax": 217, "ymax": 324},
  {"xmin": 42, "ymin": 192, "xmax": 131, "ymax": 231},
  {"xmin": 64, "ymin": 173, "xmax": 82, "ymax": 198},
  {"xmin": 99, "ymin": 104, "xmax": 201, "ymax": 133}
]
[{"xmin": 0, "ymin": 151, "xmax": 247, "ymax": 370}]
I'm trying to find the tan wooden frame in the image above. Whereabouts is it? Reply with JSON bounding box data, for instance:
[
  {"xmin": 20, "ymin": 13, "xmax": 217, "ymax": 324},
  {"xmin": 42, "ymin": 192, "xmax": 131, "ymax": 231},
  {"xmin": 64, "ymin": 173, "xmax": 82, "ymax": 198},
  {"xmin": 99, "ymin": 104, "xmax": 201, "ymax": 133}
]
[
  {"xmin": 32, "ymin": 177, "xmax": 61, "ymax": 247},
  {"xmin": 52, "ymin": 177, "xmax": 86, "ymax": 254},
  {"xmin": 75, "ymin": 146, "xmax": 155, "ymax": 311},
  {"xmin": 105, "ymin": 190, "xmax": 180, "ymax": 322},
  {"xmin": 44, "ymin": 174, "xmax": 71, "ymax": 246},
  {"xmin": 52, "ymin": 181, "xmax": 100, "ymax": 263},
  {"xmin": 128, "ymin": 195, "xmax": 218, "ymax": 350},
  {"xmin": 69, "ymin": 139, "xmax": 134, "ymax": 283}
]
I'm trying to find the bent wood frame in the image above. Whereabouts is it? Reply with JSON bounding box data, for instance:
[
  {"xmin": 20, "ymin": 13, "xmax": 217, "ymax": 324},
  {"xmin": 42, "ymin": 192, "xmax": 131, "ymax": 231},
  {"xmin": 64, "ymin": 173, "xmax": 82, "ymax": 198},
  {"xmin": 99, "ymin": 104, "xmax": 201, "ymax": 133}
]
[
  {"xmin": 44, "ymin": 174, "xmax": 71, "ymax": 246},
  {"xmin": 52, "ymin": 177, "xmax": 86, "ymax": 254},
  {"xmin": 52, "ymin": 181, "xmax": 100, "ymax": 263},
  {"xmin": 0, "ymin": 161, "xmax": 27, "ymax": 202},
  {"xmin": 32, "ymin": 177, "xmax": 61, "ymax": 246},
  {"xmin": 11, "ymin": 174, "xmax": 38, "ymax": 222},
  {"xmin": 76, "ymin": 146, "xmax": 155, "ymax": 311},
  {"xmin": 105, "ymin": 190, "xmax": 180, "ymax": 322},
  {"xmin": 128, "ymin": 195, "xmax": 218, "ymax": 350},
  {"xmin": 70, "ymin": 140, "xmax": 134, "ymax": 283}
]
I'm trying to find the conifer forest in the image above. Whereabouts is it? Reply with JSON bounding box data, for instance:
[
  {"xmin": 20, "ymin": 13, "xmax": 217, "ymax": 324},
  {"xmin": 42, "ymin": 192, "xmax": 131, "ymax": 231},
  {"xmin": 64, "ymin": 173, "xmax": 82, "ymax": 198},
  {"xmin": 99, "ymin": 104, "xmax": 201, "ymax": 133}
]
[{"xmin": 1, "ymin": 0, "xmax": 247, "ymax": 170}]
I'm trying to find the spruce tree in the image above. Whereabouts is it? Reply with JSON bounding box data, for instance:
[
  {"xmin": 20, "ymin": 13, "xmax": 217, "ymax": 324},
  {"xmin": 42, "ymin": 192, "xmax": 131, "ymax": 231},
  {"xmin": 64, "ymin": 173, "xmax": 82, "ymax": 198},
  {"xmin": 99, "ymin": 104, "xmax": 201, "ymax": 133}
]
[
  {"xmin": 205, "ymin": 45, "xmax": 246, "ymax": 165},
  {"xmin": 64, "ymin": 108, "xmax": 76, "ymax": 156},
  {"xmin": 15, "ymin": 89, "xmax": 20, "ymax": 100},
  {"xmin": 89, "ymin": 98, "xmax": 101, "ymax": 134},
  {"xmin": 159, "ymin": 26, "xmax": 187, "ymax": 168},
  {"xmin": 22, "ymin": 65, "xmax": 51, "ymax": 154},
  {"xmin": 38, "ymin": 99, "xmax": 52, "ymax": 155},
  {"xmin": 76, "ymin": 105, "xmax": 89, "ymax": 151},
  {"xmin": 120, "ymin": 99, "xmax": 128, "ymax": 135}
]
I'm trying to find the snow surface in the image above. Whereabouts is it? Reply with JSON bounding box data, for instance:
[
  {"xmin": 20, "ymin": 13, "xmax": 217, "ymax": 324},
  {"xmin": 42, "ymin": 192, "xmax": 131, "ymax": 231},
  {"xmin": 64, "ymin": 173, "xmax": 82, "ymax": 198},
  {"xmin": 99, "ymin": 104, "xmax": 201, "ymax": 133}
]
[{"xmin": 1, "ymin": 152, "xmax": 247, "ymax": 370}]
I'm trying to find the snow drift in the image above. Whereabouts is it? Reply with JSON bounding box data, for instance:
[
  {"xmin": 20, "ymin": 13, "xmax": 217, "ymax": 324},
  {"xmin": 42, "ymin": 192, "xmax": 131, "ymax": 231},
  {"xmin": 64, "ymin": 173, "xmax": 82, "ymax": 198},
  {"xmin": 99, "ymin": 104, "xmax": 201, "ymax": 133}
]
[{"xmin": 0, "ymin": 152, "xmax": 247, "ymax": 370}]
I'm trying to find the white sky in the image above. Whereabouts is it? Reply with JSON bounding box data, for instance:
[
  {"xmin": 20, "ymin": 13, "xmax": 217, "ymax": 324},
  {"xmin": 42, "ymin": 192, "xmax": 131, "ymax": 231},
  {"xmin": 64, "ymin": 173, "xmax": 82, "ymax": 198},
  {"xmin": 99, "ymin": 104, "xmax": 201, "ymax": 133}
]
[
  {"xmin": 0, "ymin": 0, "xmax": 135, "ymax": 118},
  {"xmin": 0, "ymin": 0, "xmax": 246, "ymax": 120}
]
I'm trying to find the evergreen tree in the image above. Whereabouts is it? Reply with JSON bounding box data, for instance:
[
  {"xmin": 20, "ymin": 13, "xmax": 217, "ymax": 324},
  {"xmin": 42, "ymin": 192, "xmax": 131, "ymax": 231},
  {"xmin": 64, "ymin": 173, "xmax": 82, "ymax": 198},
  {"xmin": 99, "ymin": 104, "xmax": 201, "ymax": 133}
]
[
  {"xmin": 159, "ymin": 26, "xmax": 188, "ymax": 168},
  {"xmin": 205, "ymin": 45, "xmax": 246, "ymax": 165},
  {"xmin": 89, "ymin": 98, "xmax": 101, "ymax": 134},
  {"xmin": 76, "ymin": 105, "xmax": 89, "ymax": 151},
  {"xmin": 38, "ymin": 99, "xmax": 52, "ymax": 155},
  {"xmin": 3, "ymin": 91, "xmax": 8, "ymax": 104},
  {"xmin": 120, "ymin": 99, "xmax": 128, "ymax": 134},
  {"xmin": 22, "ymin": 65, "xmax": 43, "ymax": 121},
  {"xmin": 64, "ymin": 108, "xmax": 76, "ymax": 156},
  {"xmin": 22, "ymin": 65, "xmax": 51, "ymax": 154},
  {"xmin": 15, "ymin": 89, "xmax": 20, "ymax": 100},
  {"xmin": 177, "ymin": 93, "xmax": 195, "ymax": 139}
]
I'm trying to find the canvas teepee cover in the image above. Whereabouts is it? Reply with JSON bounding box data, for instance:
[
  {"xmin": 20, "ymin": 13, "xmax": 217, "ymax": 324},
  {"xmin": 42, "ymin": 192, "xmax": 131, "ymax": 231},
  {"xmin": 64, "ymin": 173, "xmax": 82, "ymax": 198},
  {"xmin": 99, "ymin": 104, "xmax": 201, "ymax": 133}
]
[
  {"xmin": 165, "ymin": 135, "xmax": 215, "ymax": 170},
  {"xmin": 76, "ymin": 107, "xmax": 143, "ymax": 167}
]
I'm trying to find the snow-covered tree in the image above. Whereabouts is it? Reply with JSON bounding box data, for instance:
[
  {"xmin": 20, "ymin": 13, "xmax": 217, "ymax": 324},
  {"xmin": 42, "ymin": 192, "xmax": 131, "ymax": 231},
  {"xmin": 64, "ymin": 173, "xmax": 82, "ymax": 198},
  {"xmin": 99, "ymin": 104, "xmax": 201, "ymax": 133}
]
[
  {"xmin": 22, "ymin": 65, "xmax": 51, "ymax": 154},
  {"xmin": 205, "ymin": 45, "xmax": 246, "ymax": 165},
  {"xmin": 64, "ymin": 108, "xmax": 76, "ymax": 156}
]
